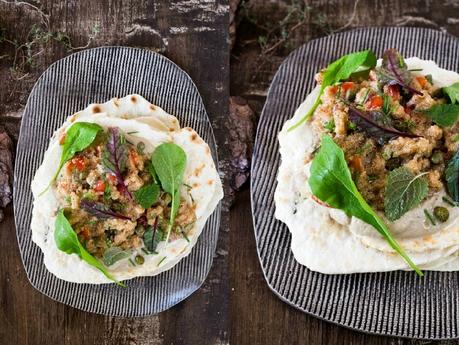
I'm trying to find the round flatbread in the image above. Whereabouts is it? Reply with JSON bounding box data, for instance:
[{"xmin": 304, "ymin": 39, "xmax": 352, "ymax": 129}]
[
  {"xmin": 275, "ymin": 58, "xmax": 459, "ymax": 274},
  {"xmin": 31, "ymin": 94, "xmax": 223, "ymax": 283}
]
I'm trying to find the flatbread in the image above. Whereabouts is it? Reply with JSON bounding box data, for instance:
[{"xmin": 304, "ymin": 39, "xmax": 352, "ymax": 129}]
[
  {"xmin": 31, "ymin": 94, "xmax": 223, "ymax": 283},
  {"xmin": 275, "ymin": 58, "xmax": 459, "ymax": 274}
]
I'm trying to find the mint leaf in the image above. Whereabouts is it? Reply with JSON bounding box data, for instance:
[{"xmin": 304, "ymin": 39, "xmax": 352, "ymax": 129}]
[
  {"xmin": 422, "ymin": 104, "xmax": 459, "ymax": 127},
  {"xmin": 102, "ymin": 247, "xmax": 132, "ymax": 266},
  {"xmin": 384, "ymin": 167, "xmax": 428, "ymax": 221},
  {"xmin": 443, "ymin": 82, "xmax": 459, "ymax": 104},
  {"xmin": 134, "ymin": 183, "xmax": 160, "ymax": 209},
  {"xmin": 309, "ymin": 135, "xmax": 422, "ymax": 275},
  {"xmin": 288, "ymin": 50, "xmax": 376, "ymax": 131}
]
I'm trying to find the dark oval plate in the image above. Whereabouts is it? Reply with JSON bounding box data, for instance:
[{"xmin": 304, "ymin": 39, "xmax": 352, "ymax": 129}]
[
  {"xmin": 13, "ymin": 46, "xmax": 221, "ymax": 317},
  {"xmin": 251, "ymin": 27, "xmax": 459, "ymax": 340}
]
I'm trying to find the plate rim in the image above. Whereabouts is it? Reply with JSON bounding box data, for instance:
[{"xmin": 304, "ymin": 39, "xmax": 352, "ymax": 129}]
[
  {"xmin": 250, "ymin": 26, "xmax": 459, "ymax": 340},
  {"xmin": 13, "ymin": 45, "xmax": 222, "ymax": 317}
]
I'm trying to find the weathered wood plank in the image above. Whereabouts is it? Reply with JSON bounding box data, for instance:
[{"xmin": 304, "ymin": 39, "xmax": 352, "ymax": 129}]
[{"xmin": 0, "ymin": 0, "xmax": 229, "ymax": 344}]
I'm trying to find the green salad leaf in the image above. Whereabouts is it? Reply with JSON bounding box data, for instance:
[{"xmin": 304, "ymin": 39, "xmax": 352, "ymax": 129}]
[
  {"xmin": 308, "ymin": 135, "xmax": 422, "ymax": 276},
  {"xmin": 421, "ymin": 104, "xmax": 459, "ymax": 127},
  {"xmin": 144, "ymin": 225, "xmax": 164, "ymax": 253},
  {"xmin": 443, "ymin": 82, "xmax": 459, "ymax": 104},
  {"xmin": 102, "ymin": 247, "xmax": 132, "ymax": 266},
  {"xmin": 40, "ymin": 122, "xmax": 103, "ymax": 196},
  {"xmin": 446, "ymin": 150, "xmax": 459, "ymax": 202},
  {"xmin": 288, "ymin": 50, "xmax": 376, "ymax": 131},
  {"xmin": 54, "ymin": 209, "xmax": 125, "ymax": 286},
  {"xmin": 151, "ymin": 142, "xmax": 187, "ymax": 243},
  {"xmin": 384, "ymin": 167, "xmax": 428, "ymax": 221},
  {"xmin": 134, "ymin": 183, "xmax": 160, "ymax": 209}
]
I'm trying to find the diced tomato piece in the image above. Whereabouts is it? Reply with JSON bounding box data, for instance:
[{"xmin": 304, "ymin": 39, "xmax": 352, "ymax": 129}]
[
  {"xmin": 94, "ymin": 180, "xmax": 105, "ymax": 193},
  {"xmin": 106, "ymin": 173, "xmax": 117, "ymax": 184},
  {"xmin": 79, "ymin": 226, "xmax": 91, "ymax": 240},
  {"xmin": 66, "ymin": 161, "xmax": 74, "ymax": 172},
  {"xmin": 349, "ymin": 155, "xmax": 364, "ymax": 172},
  {"xmin": 387, "ymin": 85, "xmax": 400, "ymax": 100},
  {"xmin": 71, "ymin": 156, "xmax": 86, "ymax": 172},
  {"xmin": 404, "ymin": 105, "xmax": 414, "ymax": 115},
  {"xmin": 328, "ymin": 85, "xmax": 338, "ymax": 95},
  {"xmin": 342, "ymin": 82, "xmax": 354, "ymax": 91},
  {"xmin": 416, "ymin": 76, "xmax": 428, "ymax": 88},
  {"xmin": 129, "ymin": 149, "xmax": 139, "ymax": 166},
  {"xmin": 367, "ymin": 95, "xmax": 383, "ymax": 109}
]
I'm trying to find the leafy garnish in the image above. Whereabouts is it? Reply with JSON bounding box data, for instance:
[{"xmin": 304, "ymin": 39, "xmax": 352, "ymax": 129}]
[
  {"xmin": 151, "ymin": 143, "xmax": 187, "ymax": 243},
  {"xmin": 80, "ymin": 199, "xmax": 130, "ymax": 220},
  {"xmin": 324, "ymin": 120, "xmax": 335, "ymax": 132},
  {"xmin": 446, "ymin": 150, "xmax": 459, "ymax": 202},
  {"xmin": 134, "ymin": 183, "xmax": 160, "ymax": 209},
  {"xmin": 102, "ymin": 127, "xmax": 132, "ymax": 199},
  {"xmin": 40, "ymin": 122, "xmax": 103, "ymax": 196},
  {"xmin": 376, "ymin": 49, "xmax": 422, "ymax": 96},
  {"xmin": 443, "ymin": 82, "xmax": 459, "ymax": 104},
  {"xmin": 288, "ymin": 50, "xmax": 376, "ymax": 131},
  {"xmin": 102, "ymin": 247, "xmax": 132, "ymax": 266},
  {"xmin": 54, "ymin": 209, "xmax": 124, "ymax": 286},
  {"xmin": 309, "ymin": 135, "xmax": 422, "ymax": 275},
  {"xmin": 143, "ymin": 218, "xmax": 162, "ymax": 253},
  {"xmin": 421, "ymin": 104, "xmax": 459, "ymax": 127},
  {"xmin": 384, "ymin": 167, "xmax": 428, "ymax": 221},
  {"xmin": 348, "ymin": 105, "xmax": 418, "ymax": 144}
]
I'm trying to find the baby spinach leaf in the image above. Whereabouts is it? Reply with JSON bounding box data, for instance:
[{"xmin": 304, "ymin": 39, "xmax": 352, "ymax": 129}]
[
  {"xmin": 134, "ymin": 183, "xmax": 160, "ymax": 209},
  {"xmin": 446, "ymin": 150, "xmax": 459, "ymax": 202},
  {"xmin": 151, "ymin": 143, "xmax": 186, "ymax": 243},
  {"xmin": 54, "ymin": 209, "xmax": 125, "ymax": 286},
  {"xmin": 288, "ymin": 50, "xmax": 376, "ymax": 131},
  {"xmin": 443, "ymin": 82, "xmax": 459, "ymax": 104},
  {"xmin": 40, "ymin": 122, "xmax": 102, "ymax": 196},
  {"xmin": 348, "ymin": 105, "xmax": 418, "ymax": 144},
  {"xmin": 309, "ymin": 135, "xmax": 422, "ymax": 275},
  {"xmin": 421, "ymin": 104, "xmax": 459, "ymax": 127},
  {"xmin": 102, "ymin": 127, "xmax": 132, "ymax": 199},
  {"xmin": 384, "ymin": 167, "xmax": 428, "ymax": 221},
  {"xmin": 151, "ymin": 142, "xmax": 187, "ymax": 243},
  {"xmin": 102, "ymin": 247, "xmax": 132, "ymax": 266},
  {"xmin": 376, "ymin": 49, "xmax": 421, "ymax": 96}
]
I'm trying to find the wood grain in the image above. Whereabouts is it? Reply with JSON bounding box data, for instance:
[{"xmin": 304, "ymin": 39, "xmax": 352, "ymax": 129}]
[
  {"xmin": 230, "ymin": 0, "xmax": 459, "ymax": 344},
  {"xmin": 0, "ymin": 1, "xmax": 229, "ymax": 344}
]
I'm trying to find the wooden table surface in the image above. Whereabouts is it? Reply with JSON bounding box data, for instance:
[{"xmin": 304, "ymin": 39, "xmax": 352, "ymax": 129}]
[{"xmin": 0, "ymin": 0, "xmax": 458, "ymax": 344}]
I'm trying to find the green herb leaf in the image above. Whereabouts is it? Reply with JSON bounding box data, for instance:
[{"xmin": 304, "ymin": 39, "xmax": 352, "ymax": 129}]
[
  {"xmin": 40, "ymin": 122, "xmax": 102, "ymax": 196},
  {"xmin": 288, "ymin": 50, "xmax": 376, "ymax": 131},
  {"xmin": 134, "ymin": 183, "xmax": 160, "ymax": 209},
  {"xmin": 143, "ymin": 225, "xmax": 163, "ymax": 253},
  {"xmin": 102, "ymin": 247, "xmax": 132, "ymax": 266},
  {"xmin": 443, "ymin": 82, "xmax": 459, "ymax": 104},
  {"xmin": 151, "ymin": 143, "xmax": 187, "ymax": 243},
  {"xmin": 309, "ymin": 136, "xmax": 422, "ymax": 275},
  {"xmin": 384, "ymin": 167, "xmax": 428, "ymax": 221},
  {"xmin": 446, "ymin": 150, "xmax": 459, "ymax": 202},
  {"xmin": 54, "ymin": 209, "xmax": 125, "ymax": 286},
  {"xmin": 421, "ymin": 104, "xmax": 459, "ymax": 127}
]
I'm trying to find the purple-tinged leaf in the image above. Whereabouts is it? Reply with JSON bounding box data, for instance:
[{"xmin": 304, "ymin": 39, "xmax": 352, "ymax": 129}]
[
  {"xmin": 102, "ymin": 128, "xmax": 132, "ymax": 199},
  {"xmin": 377, "ymin": 49, "xmax": 422, "ymax": 96},
  {"xmin": 348, "ymin": 105, "xmax": 419, "ymax": 144},
  {"xmin": 80, "ymin": 199, "xmax": 130, "ymax": 220}
]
